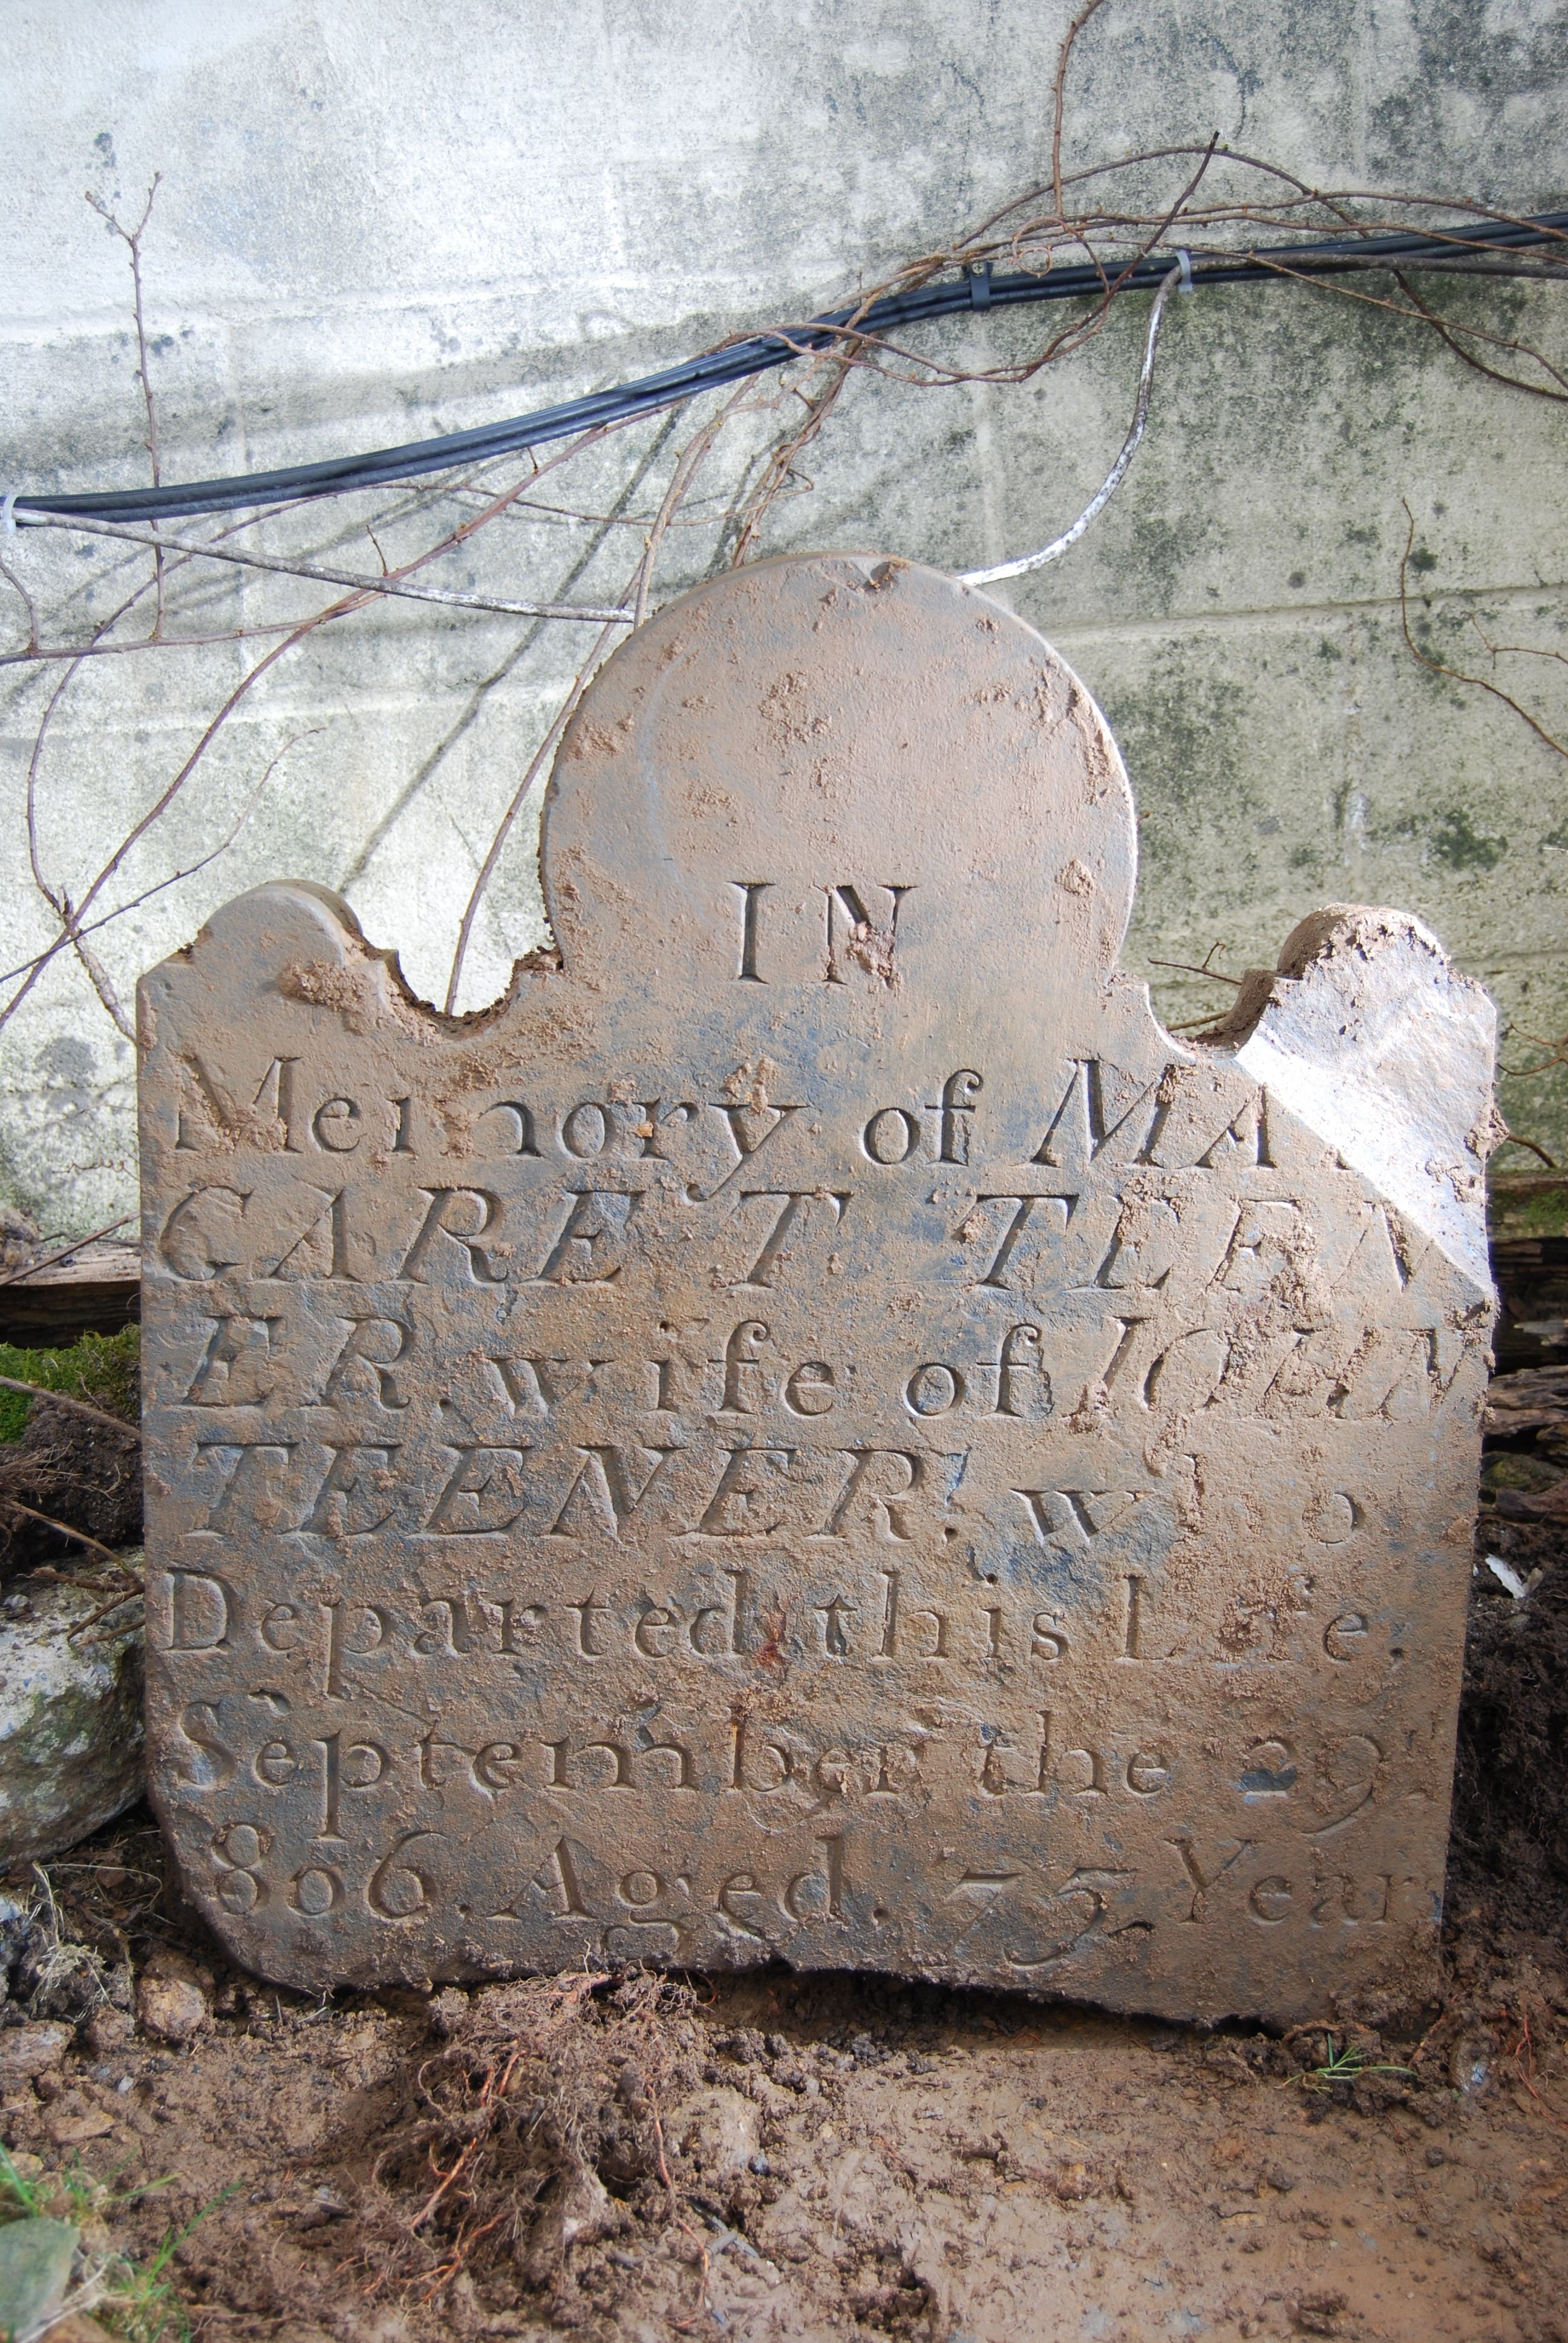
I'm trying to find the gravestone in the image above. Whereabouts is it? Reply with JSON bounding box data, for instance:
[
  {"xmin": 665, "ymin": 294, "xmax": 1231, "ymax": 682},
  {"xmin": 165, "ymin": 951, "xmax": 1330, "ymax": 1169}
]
[{"xmin": 138, "ymin": 553, "xmax": 1497, "ymax": 2024}]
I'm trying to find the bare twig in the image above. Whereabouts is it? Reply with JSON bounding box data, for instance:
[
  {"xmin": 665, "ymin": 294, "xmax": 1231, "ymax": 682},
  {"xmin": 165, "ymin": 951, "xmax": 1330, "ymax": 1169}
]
[
  {"xmin": 1394, "ymin": 269, "xmax": 1568, "ymax": 402},
  {"xmin": 19, "ymin": 514, "xmax": 636, "ymax": 624},
  {"xmin": 0, "ymin": 1377, "xmax": 136, "ymax": 1439},
  {"xmin": 85, "ymin": 178, "xmax": 166, "ymax": 629},
  {"xmin": 1399, "ymin": 504, "xmax": 1567, "ymax": 763},
  {"xmin": 1149, "ymin": 945, "xmax": 1243, "ymax": 986},
  {"xmin": 1496, "ymin": 1130, "xmax": 1559, "ymax": 1168},
  {"xmin": 0, "ymin": 1501, "xmax": 131, "ymax": 1573},
  {"xmin": 1469, "ymin": 615, "xmax": 1568, "ymax": 667},
  {"xmin": 728, "ymin": 360, "xmax": 852, "ymax": 569},
  {"xmin": 443, "ymin": 594, "xmax": 635, "ymax": 1011},
  {"xmin": 0, "ymin": 1214, "xmax": 133, "ymax": 1293},
  {"xmin": 1052, "ymin": 0, "xmax": 1114, "ymax": 221},
  {"xmin": 5, "ymin": 465, "xmax": 593, "ymax": 1033},
  {"xmin": 0, "ymin": 737, "xmax": 310, "ymax": 988},
  {"xmin": 633, "ymin": 381, "xmax": 754, "ymax": 626},
  {"xmin": 0, "ymin": 554, "xmax": 41, "ymax": 653},
  {"xmin": 1499, "ymin": 1028, "xmax": 1568, "ymax": 1081}
]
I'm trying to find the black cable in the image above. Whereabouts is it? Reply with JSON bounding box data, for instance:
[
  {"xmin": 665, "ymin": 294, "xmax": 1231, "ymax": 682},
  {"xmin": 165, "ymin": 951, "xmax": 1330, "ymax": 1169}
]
[{"xmin": 11, "ymin": 209, "xmax": 1567, "ymax": 527}]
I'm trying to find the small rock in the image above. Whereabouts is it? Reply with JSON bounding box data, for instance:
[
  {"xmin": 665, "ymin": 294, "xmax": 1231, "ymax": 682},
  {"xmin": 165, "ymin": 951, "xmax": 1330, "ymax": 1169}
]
[
  {"xmin": 0, "ymin": 2020, "xmax": 72, "ymax": 2079},
  {"xmin": 47, "ymin": 2104, "xmax": 116, "ymax": 2146},
  {"xmin": 293, "ymin": 2184, "xmax": 350, "ymax": 2230},
  {"xmin": 1449, "ymin": 2034, "xmax": 1494, "ymax": 2094},
  {"xmin": 1291, "ymin": 2290, "xmax": 1348, "ymax": 2337},
  {"xmin": 136, "ymin": 1947, "xmax": 213, "ymax": 2044},
  {"xmin": 83, "ymin": 2005, "xmax": 134, "ymax": 2057},
  {"xmin": 678, "ymin": 2086, "xmax": 762, "ymax": 2178},
  {"xmin": 521, "ymin": 2159, "xmax": 625, "ymax": 2284},
  {"xmin": 427, "ymin": 1986, "xmax": 469, "ymax": 2038},
  {"xmin": 0, "ymin": 2217, "xmax": 77, "ymax": 2337},
  {"xmin": 0, "ymin": 1207, "xmax": 42, "ymax": 1273},
  {"xmin": 0, "ymin": 1561, "xmax": 143, "ymax": 1866},
  {"xmin": 616, "ymin": 2062, "xmax": 650, "ymax": 2114}
]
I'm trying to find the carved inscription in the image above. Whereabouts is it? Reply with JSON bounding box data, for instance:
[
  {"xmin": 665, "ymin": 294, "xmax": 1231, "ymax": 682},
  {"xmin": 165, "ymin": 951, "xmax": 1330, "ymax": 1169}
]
[{"xmin": 140, "ymin": 553, "xmax": 1495, "ymax": 2022}]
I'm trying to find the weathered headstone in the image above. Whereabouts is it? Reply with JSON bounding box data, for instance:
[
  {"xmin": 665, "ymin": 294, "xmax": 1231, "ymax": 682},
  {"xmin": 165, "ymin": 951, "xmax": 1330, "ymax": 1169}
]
[{"xmin": 139, "ymin": 554, "xmax": 1496, "ymax": 2022}]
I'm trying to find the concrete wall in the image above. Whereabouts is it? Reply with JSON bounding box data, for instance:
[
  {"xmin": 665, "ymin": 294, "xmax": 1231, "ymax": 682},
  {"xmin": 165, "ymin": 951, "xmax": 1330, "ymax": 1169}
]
[{"xmin": 2, "ymin": 0, "xmax": 1566, "ymax": 1231}]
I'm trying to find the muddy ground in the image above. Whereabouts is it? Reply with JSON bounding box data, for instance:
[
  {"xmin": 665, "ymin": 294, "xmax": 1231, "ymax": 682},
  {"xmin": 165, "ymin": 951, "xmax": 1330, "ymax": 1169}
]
[
  {"xmin": 3, "ymin": 1823, "xmax": 1566, "ymax": 2343},
  {"xmin": 4, "ymin": 1377, "xmax": 1568, "ymax": 2341}
]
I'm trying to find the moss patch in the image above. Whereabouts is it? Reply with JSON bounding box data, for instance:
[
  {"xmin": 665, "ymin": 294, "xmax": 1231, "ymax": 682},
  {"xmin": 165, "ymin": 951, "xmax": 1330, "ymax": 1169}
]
[
  {"xmin": 0, "ymin": 1328, "xmax": 140, "ymax": 1444},
  {"xmin": 1489, "ymin": 1177, "xmax": 1568, "ymax": 1240}
]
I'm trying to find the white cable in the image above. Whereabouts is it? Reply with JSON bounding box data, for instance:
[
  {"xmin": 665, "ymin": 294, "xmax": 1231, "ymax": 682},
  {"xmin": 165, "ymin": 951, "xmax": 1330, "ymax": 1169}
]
[
  {"xmin": 0, "ymin": 493, "xmax": 16, "ymax": 537},
  {"xmin": 959, "ymin": 262, "xmax": 1184, "ymax": 588}
]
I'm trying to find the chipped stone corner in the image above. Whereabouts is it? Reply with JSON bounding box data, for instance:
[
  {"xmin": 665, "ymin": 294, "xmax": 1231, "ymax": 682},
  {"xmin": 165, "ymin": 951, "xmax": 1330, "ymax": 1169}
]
[{"xmin": 1194, "ymin": 903, "xmax": 1499, "ymax": 1294}]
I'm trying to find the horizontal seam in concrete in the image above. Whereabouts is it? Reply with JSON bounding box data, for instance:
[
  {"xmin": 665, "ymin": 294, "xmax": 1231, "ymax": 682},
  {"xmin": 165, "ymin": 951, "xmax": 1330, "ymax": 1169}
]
[{"xmin": 1048, "ymin": 580, "xmax": 1568, "ymax": 643}]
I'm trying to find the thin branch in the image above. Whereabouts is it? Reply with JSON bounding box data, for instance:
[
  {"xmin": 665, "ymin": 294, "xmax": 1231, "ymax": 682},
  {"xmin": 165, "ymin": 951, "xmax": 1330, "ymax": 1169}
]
[
  {"xmin": 1495, "ymin": 1130, "xmax": 1559, "ymax": 1168},
  {"xmin": 0, "ymin": 555, "xmax": 41, "ymax": 654},
  {"xmin": 1500, "ymin": 1028, "xmax": 1568, "ymax": 1081},
  {"xmin": 0, "ymin": 618, "xmax": 338, "ymax": 667},
  {"xmin": 1469, "ymin": 615, "xmax": 1568, "ymax": 667},
  {"xmin": 86, "ymin": 178, "xmax": 166, "ymax": 631},
  {"xmin": 0, "ymin": 1377, "xmax": 136, "ymax": 1439},
  {"xmin": 728, "ymin": 362, "xmax": 852, "ymax": 570},
  {"xmin": 1149, "ymin": 949, "xmax": 1243, "ymax": 986},
  {"xmin": 1393, "ymin": 269, "xmax": 1568, "ymax": 402},
  {"xmin": 19, "ymin": 514, "xmax": 636, "ymax": 624},
  {"xmin": 0, "ymin": 1215, "xmax": 134, "ymax": 1292},
  {"xmin": 632, "ymin": 381, "xmax": 754, "ymax": 628},
  {"xmin": 1398, "ymin": 505, "xmax": 1568, "ymax": 763},
  {"xmin": 4, "ymin": 464, "xmax": 598, "ymax": 1032},
  {"xmin": 22, "ymin": 576, "xmax": 168, "ymax": 1030},
  {"xmin": 59, "ymin": 902, "xmax": 135, "ymax": 1038},
  {"xmin": 0, "ymin": 727, "xmax": 321, "ymax": 991},
  {"xmin": 1051, "ymin": 0, "xmax": 1114, "ymax": 222},
  {"xmin": 1, "ymin": 1501, "xmax": 131, "ymax": 1573},
  {"xmin": 2, "ymin": 624, "xmax": 317, "ymax": 1035},
  {"xmin": 442, "ymin": 602, "xmax": 633, "ymax": 1012}
]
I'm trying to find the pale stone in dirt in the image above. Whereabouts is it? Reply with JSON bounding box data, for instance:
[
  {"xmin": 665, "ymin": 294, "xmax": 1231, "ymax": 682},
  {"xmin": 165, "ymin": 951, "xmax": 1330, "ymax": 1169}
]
[
  {"xmin": 523, "ymin": 2161, "xmax": 626, "ymax": 2284},
  {"xmin": 0, "ymin": 1567, "xmax": 143, "ymax": 1865},
  {"xmin": 138, "ymin": 554, "xmax": 1495, "ymax": 2024},
  {"xmin": 677, "ymin": 2086, "xmax": 762, "ymax": 2178},
  {"xmin": 82, "ymin": 2007, "xmax": 133, "ymax": 2057},
  {"xmin": 135, "ymin": 1947, "xmax": 212, "ymax": 2044},
  {"xmin": 0, "ymin": 2217, "xmax": 77, "ymax": 2336},
  {"xmin": 0, "ymin": 2022, "xmax": 71, "ymax": 2078}
]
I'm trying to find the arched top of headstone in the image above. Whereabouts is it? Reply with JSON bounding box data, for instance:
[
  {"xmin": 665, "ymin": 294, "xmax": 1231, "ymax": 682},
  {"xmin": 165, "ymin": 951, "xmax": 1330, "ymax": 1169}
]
[{"xmin": 541, "ymin": 552, "xmax": 1138, "ymax": 1016}]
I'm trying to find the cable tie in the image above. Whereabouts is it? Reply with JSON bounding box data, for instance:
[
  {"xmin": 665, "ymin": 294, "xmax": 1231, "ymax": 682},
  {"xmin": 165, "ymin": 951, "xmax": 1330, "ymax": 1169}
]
[
  {"xmin": 967, "ymin": 261, "xmax": 993, "ymax": 311},
  {"xmin": 1, "ymin": 493, "xmax": 16, "ymax": 537},
  {"xmin": 1175, "ymin": 248, "xmax": 1194, "ymax": 296}
]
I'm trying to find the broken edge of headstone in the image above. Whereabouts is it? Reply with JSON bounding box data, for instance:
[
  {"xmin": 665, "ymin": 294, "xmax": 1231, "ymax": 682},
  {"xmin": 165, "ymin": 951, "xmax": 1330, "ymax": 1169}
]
[{"xmin": 1196, "ymin": 904, "xmax": 1500, "ymax": 1294}]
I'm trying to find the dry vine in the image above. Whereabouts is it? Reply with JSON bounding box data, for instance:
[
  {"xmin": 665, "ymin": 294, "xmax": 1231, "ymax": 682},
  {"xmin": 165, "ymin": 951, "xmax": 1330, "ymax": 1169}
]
[{"xmin": 1, "ymin": 4, "xmax": 1564, "ymax": 1090}]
